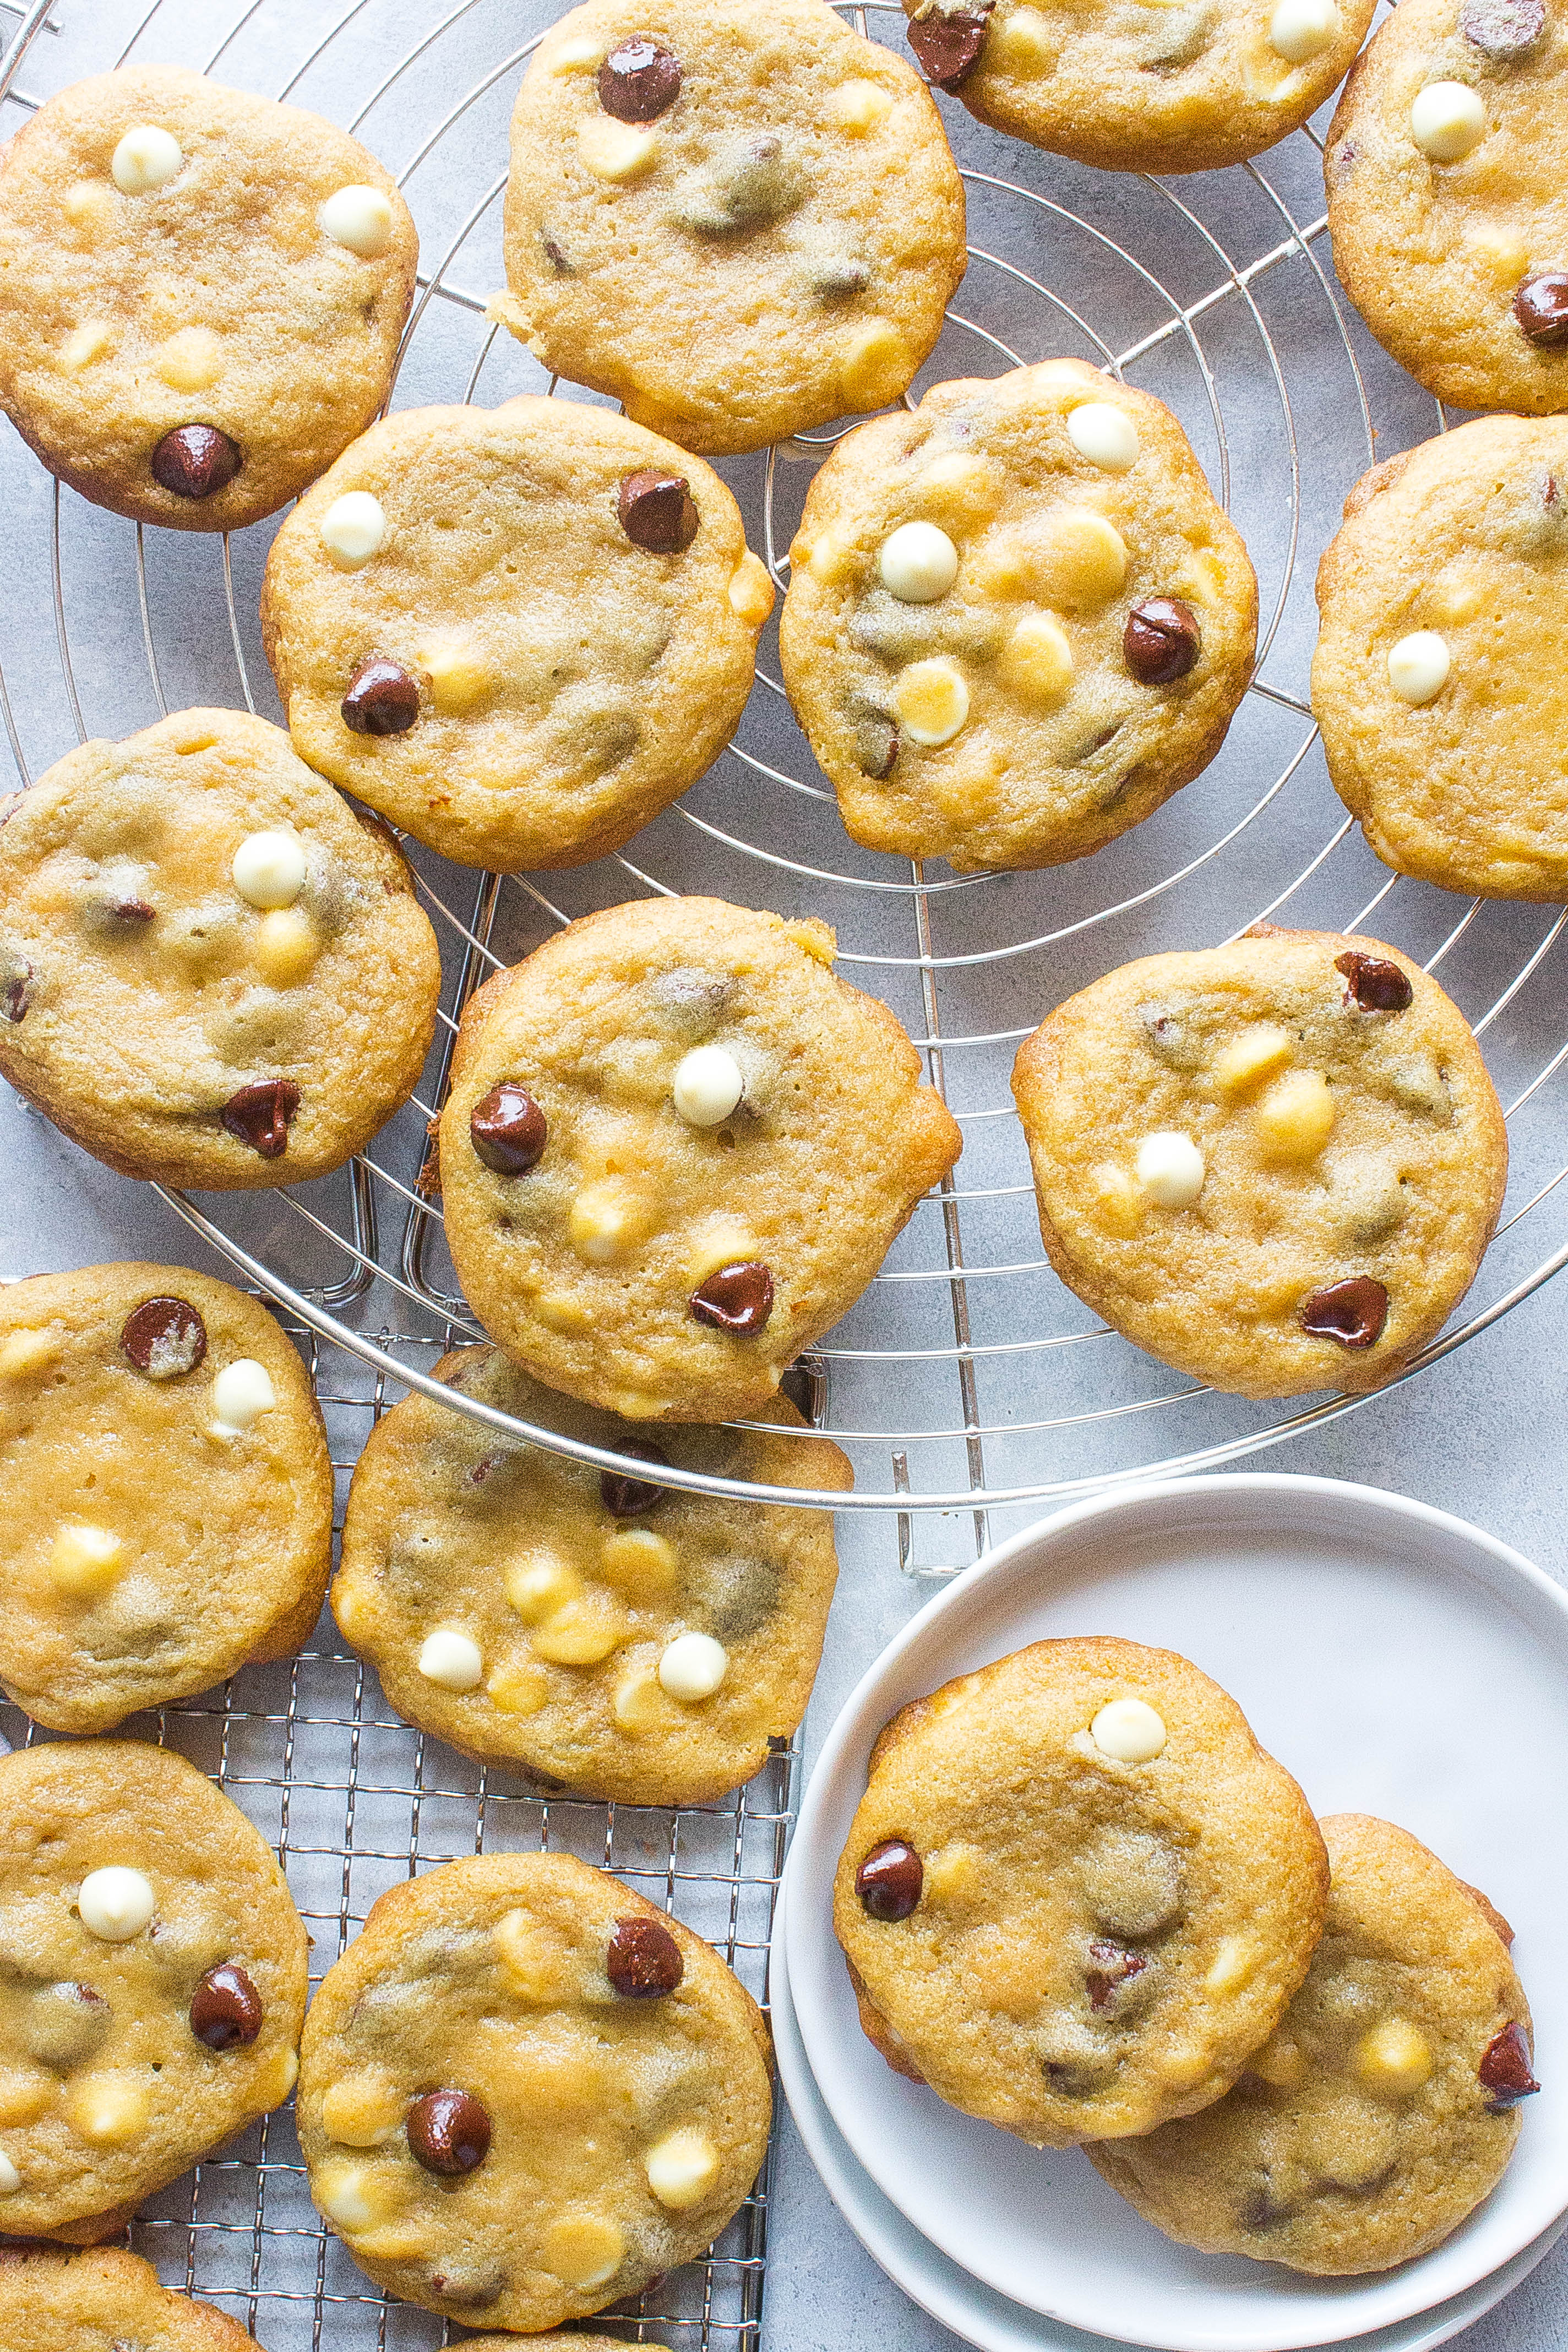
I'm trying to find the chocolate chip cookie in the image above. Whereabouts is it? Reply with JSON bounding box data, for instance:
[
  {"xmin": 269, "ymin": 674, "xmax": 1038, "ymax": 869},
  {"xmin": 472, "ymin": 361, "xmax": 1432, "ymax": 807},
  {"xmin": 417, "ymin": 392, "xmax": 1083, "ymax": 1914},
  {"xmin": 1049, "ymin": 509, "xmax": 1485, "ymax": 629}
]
[
  {"xmin": 297, "ymin": 1850, "xmax": 772, "ymax": 2331},
  {"xmin": 0, "ymin": 1261, "xmax": 333, "ymax": 1734},
  {"xmin": 0, "ymin": 1739, "xmax": 307, "ymax": 2244},
  {"xmin": 0, "ymin": 2244, "xmax": 263, "ymax": 2351},
  {"xmin": 780, "ymin": 360, "xmax": 1257, "ymax": 872},
  {"xmin": 903, "ymin": 0, "xmax": 1375, "ymax": 174},
  {"xmin": 0, "ymin": 708, "xmax": 441, "ymax": 1190},
  {"xmin": 260, "ymin": 398, "xmax": 774, "ymax": 873},
  {"xmin": 0, "ymin": 65, "xmax": 416, "ymax": 531},
  {"xmin": 496, "ymin": 0, "xmax": 966, "ymax": 455},
  {"xmin": 1090, "ymin": 1814, "xmax": 1537, "ymax": 2273},
  {"xmin": 834, "ymin": 1636, "xmax": 1329, "ymax": 2147},
  {"xmin": 1326, "ymin": 0, "xmax": 1568, "ymax": 413},
  {"xmin": 1011, "ymin": 926, "xmax": 1507, "ymax": 1399},
  {"xmin": 1314, "ymin": 416, "xmax": 1568, "ymax": 899},
  {"xmin": 336, "ymin": 1342, "xmax": 849, "ymax": 1803},
  {"xmin": 438, "ymin": 895, "xmax": 962, "ymax": 1422}
]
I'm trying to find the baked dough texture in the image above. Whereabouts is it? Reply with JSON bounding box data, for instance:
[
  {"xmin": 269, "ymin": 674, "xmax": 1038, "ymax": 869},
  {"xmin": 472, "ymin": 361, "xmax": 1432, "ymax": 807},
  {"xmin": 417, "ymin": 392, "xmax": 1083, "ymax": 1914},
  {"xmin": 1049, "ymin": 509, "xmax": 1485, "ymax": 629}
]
[
  {"xmin": 1011, "ymin": 927, "xmax": 1507, "ymax": 1399},
  {"xmin": 0, "ymin": 66, "xmax": 416, "ymax": 531},
  {"xmin": 834, "ymin": 1636, "xmax": 1329, "ymax": 2147},
  {"xmin": 498, "ymin": 0, "xmax": 966, "ymax": 454},
  {"xmin": 1090, "ymin": 1814, "xmax": 1537, "ymax": 2273},
  {"xmin": 781, "ymin": 360, "xmax": 1257, "ymax": 871},
  {"xmin": 0, "ymin": 2245, "xmax": 262, "ymax": 2352},
  {"xmin": 297, "ymin": 1850, "xmax": 772, "ymax": 2332}
]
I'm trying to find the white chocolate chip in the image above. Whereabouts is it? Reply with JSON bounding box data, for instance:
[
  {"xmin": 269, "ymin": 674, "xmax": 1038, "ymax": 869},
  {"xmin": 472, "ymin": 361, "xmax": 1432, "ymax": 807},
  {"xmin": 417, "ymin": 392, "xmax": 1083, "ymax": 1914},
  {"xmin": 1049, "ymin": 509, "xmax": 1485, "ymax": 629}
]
[
  {"xmin": 878, "ymin": 521, "xmax": 959, "ymax": 604},
  {"xmin": 645, "ymin": 2127, "xmax": 721, "ymax": 2209},
  {"xmin": 550, "ymin": 34, "xmax": 605, "ymax": 70},
  {"xmin": 577, "ymin": 116, "xmax": 659, "ymax": 181},
  {"xmin": 658, "ymin": 1632, "xmax": 728, "ymax": 1702},
  {"xmin": 1090, "ymin": 1698, "xmax": 1167, "ymax": 1763},
  {"xmin": 319, "ymin": 491, "xmax": 388, "ymax": 570},
  {"xmin": 1135, "ymin": 1132, "xmax": 1205, "ymax": 1209},
  {"xmin": 69, "ymin": 2073, "xmax": 149, "ymax": 2146},
  {"xmin": 1353, "ymin": 2017, "xmax": 1434, "ymax": 2098},
  {"xmin": 0, "ymin": 2153, "xmax": 18, "ymax": 2194},
  {"xmin": 77, "ymin": 1865, "xmax": 155, "ymax": 1941},
  {"xmin": 893, "ymin": 657, "xmax": 969, "ymax": 747},
  {"xmin": 253, "ymin": 909, "xmax": 318, "ymax": 988},
  {"xmin": 1065, "ymin": 402, "xmax": 1141, "ymax": 473},
  {"xmin": 1387, "ymin": 630, "xmax": 1450, "ymax": 705},
  {"xmin": 1205, "ymin": 1936, "xmax": 1255, "ymax": 1994},
  {"xmin": 318, "ymin": 184, "xmax": 394, "ymax": 258},
  {"xmin": 210, "ymin": 1359, "xmax": 276, "ymax": 1437},
  {"xmin": 541, "ymin": 2210, "xmax": 625, "ymax": 2289},
  {"xmin": 48, "ymin": 1523, "xmax": 126, "ymax": 1599},
  {"xmin": 1410, "ymin": 81, "xmax": 1486, "ymax": 163},
  {"xmin": 111, "ymin": 125, "xmax": 183, "ymax": 195},
  {"xmin": 672, "ymin": 1044, "xmax": 744, "ymax": 1127},
  {"xmin": 1268, "ymin": 0, "xmax": 1338, "ymax": 59},
  {"xmin": 569, "ymin": 1178, "xmax": 650, "ymax": 1264},
  {"xmin": 417, "ymin": 1628, "xmax": 484, "ymax": 1692},
  {"xmin": 232, "ymin": 830, "xmax": 307, "ymax": 910},
  {"xmin": 315, "ymin": 2160, "xmax": 405, "ymax": 2235}
]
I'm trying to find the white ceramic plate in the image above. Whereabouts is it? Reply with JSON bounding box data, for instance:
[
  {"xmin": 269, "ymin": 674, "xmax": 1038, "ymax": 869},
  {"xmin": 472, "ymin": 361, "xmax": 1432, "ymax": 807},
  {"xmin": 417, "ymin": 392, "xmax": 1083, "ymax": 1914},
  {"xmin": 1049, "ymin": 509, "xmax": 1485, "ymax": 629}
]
[
  {"xmin": 771, "ymin": 1870, "xmax": 1568, "ymax": 2352},
  {"xmin": 781, "ymin": 1474, "xmax": 1568, "ymax": 2352}
]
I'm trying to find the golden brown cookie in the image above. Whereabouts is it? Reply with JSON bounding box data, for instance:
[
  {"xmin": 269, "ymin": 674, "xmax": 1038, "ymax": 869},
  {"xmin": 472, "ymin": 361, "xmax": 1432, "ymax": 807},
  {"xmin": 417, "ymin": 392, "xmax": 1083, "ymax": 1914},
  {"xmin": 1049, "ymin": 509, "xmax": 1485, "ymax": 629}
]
[{"xmin": 0, "ymin": 2244, "xmax": 260, "ymax": 2351}]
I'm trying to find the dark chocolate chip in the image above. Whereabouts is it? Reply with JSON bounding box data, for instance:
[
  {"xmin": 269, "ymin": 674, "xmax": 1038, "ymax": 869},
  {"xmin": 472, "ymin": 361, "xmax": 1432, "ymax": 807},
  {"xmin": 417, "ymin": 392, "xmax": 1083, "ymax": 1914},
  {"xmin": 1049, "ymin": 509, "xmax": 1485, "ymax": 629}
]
[
  {"xmin": 469, "ymin": 1082, "xmax": 547, "ymax": 1174},
  {"xmin": 690, "ymin": 1260, "xmax": 774, "ymax": 1335},
  {"xmin": 221, "ymin": 1078, "xmax": 300, "ymax": 1160},
  {"xmin": 1479, "ymin": 2021, "xmax": 1539, "ymax": 2105},
  {"xmin": 3, "ymin": 965, "xmax": 31, "ymax": 1022},
  {"xmin": 1124, "ymin": 597, "xmax": 1201, "ymax": 685},
  {"xmin": 618, "ymin": 469, "xmax": 699, "ymax": 554},
  {"xmin": 108, "ymin": 898, "xmax": 155, "ymax": 924},
  {"xmin": 427, "ymin": 2264, "xmax": 505, "ymax": 2307},
  {"xmin": 907, "ymin": 4, "xmax": 993, "ymax": 88},
  {"xmin": 1299, "ymin": 1276, "xmax": 1388, "ymax": 1349},
  {"xmin": 598, "ymin": 35, "xmax": 682, "ymax": 121},
  {"xmin": 1335, "ymin": 949, "xmax": 1413, "ymax": 1011},
  {"xmin": 120, "ymin": 1295, "xmax": 207, "ymax": 1379},
  {"xmin": 1240, "ymin": 2178, "xmax": 1293, "ymax": 2229},
  {"xmin": 857, "ymin": 1838, "xmax": 923, "ymax": 1920},
  {"xmin": 151, "ymin": 424, "xmax": 242, "ymax": 500},
  {"xmin": 808, "ymin": 253, "xmax": 871, "ymax": 298},
  {"xmin": 1513, "ymin": 273, "xmax": 1568, "ymax": 348},
  {"xmin": 541, "ymin": 230, "xmax": 572, "ymax": 274},
  {"xmin": 856, "ymin": 715, "xmax": 899, "ymax": 778},
  {"xmin": 606, "ymin": 1913, "xmax": 684, "ymax": 1998},
  {"xmin": 24, "ymin": 1980, "xmax": 111, "ymax": 2068},
  {"xmin": 407, "ymin": 2087, "xmax": 492, "ymax": 2174},
  {"xmin": 1461, "ymin": 0, "xmax": 1544, "ymax": 55},
  {"xmin": 1086, "ymin": 1939, "xmax": 1148, "ymax": 2013},
  {"xmin": 189, "ymin": 1963, "xmax": 263, "ymax": 2050},
  {"xmin": 601, "ymin": 1440, "xmax": 672, "ymax": 1520},
  {"xmin": 1332, "ymin": 138, "xmax": 1358, "ymax": 182},
  {"xmin": 342, "ymin": 656, "xmax": 420, "ymax": 736}
]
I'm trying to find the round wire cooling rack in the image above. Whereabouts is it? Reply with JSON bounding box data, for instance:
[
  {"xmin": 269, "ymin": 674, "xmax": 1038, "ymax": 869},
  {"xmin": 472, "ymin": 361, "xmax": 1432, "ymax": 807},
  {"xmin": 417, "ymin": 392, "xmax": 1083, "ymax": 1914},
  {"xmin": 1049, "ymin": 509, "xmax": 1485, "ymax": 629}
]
[{"xmin": 5, "ymin": 0, "xmax": 1568, "ymax": 1542}]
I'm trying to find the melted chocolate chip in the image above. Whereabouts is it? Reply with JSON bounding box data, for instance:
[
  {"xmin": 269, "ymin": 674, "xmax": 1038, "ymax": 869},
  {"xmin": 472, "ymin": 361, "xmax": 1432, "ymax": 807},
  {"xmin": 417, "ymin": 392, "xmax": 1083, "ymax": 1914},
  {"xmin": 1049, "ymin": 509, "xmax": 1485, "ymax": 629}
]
[
  {"xmin": 1479, "ymin": 2021, "xmax": 1539, "ymax": 2106},
  {"xmin": 619, "ymin": 469, "xmax": 700, "ymax": 554},
  {"xmin": 151, "ymin": 425, "xmax": 242, "ymax": 500},
  {"xmin": 221, "ymin": 1078, "xmax": 300, "ymax": 1159},
  {"xmin": 601, "ymin": 1440, "xmax": 672, "ymax": 1519},
  {"xmin": 1461, "ymin": 0, "xmax": 1544, "ymax": 55},
  {"xmin": 407, "ymin": 2087, "xmax": 492, "ymax": 2174},
  {"xmin": 24, "ymin": 1980, "xmax": 111, "ymax": 2068},
  {"xmin": 690, "ymin": 1260, "xmax": 774, "ymax": 1335},
  {"xmin": 1514, "ymin": 274, "xmax": 1568, "ymax": 348},
  {"xmin": 1086, "ymin": 1939, "xmax": 1148, "ymax": 2013},
  {"xmin": 1240, "ymin": 2179, "xmax": 1293, "ymax": 2229},
  {"xmin": 541, "ymin": 230, "xmax": 571, "ymax": 274},
  {"xmin": 342, "ymin": 656, "xmax": 420, "ymax": 736},
  {"xmin": 1299, "ymin": 1276, "xmax": 1388, "ymax": 1349},
  {"xmin": 108, "ymin": 898, "xmax": 155, "ymax": 924},
  {"xmin": 598, "ymin": 35, "xmax": 682, "ymax": 120},
  {"xmin": 120, "ymin": 1295, "xmax": 207, "ymax": 1379},
  {"xmin": 856, "ymin": 1838, "xmax": 923, "ymax": 1921},
  {"xmin": 3, "ymin": 965, "xmax": 31, "ymax": 1023},
  {"xmin": 1124, "ymin": 597, "xmax": 1202, "ymax": 685},
  {"xmin": 469, "ymin": 1082, "xmax": 547, "ymax": 1174},
  {"xmin": 856, "ymin": 715, "xmax": 899, "ymax": 778},
  {"xmin": 907, "ymin": 4, "xmax": 993, "ymax": 88},
  {"xmin": 189, "ymin": 1963, "xmax": 263, "ymax": 2051},
  {"xmin": 1335, "ymin": 949, "xmax": 1413, "ymax": 1011},
  {"xmin": 606, "ymin": 1913, "xmax": 684, "ymax": 1998},
  {"xmin": 427, "ymin": 2264, "xmax": 505, "ymax": 2307}
]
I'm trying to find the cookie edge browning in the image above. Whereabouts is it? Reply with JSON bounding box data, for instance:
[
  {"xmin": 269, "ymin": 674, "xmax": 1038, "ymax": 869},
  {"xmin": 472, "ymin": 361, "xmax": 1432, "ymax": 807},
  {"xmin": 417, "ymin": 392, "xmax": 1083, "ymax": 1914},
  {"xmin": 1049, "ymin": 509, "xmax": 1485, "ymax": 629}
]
[
  {"xmin": 1010, "ymin": 925, "xmax": 1508, "ymax": 1401},
  {"xmin": 297, "ymin": 1849, "xmax": 773, "ymax": 2329},
  {"xmin": 833, "ymin": 1635, "xmax": 1331, "ymax": 2148},
  {"xmin": 0, "ymin": 2244, "xmax": 262, "ymax": 2347}
]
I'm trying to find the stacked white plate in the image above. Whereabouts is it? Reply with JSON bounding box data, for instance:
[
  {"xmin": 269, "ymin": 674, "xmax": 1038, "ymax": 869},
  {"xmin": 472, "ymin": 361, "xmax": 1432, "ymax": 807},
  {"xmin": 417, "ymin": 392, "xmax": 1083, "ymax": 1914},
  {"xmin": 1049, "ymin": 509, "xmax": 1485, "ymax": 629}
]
[{"xmin": 773, "ymin": 1476, "xmax": 1568, "ymax": 2352}]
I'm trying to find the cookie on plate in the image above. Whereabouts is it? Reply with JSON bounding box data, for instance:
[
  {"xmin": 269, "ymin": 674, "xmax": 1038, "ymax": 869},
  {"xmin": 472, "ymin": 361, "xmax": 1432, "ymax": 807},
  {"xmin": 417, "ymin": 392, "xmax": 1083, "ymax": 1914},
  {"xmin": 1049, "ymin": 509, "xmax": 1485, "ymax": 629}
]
[
  {"xmin": 780, "ymin": 359, "xmax": 1257, "ymax": 872},
  {"xmin": 1090, "ymin": 1814, "xmax": 1538, "ymax": 2273},
  {"xmin": 496, "ymin": 0, "xmax": 966, "ymax": 455},
  {"xmin": 0, "ymin": 66, "xmax": 416, "ymax": 531},
  {"xmin": 297, "ymin": 1850, "xmax": 771, "ymax": 2331},
  {"xmin": 437, "ymin": 895, "xmax": 961, "ymax": 1422},
  {"xmin": 260, "ymin": 398, "xmax": 774, "ymax": 873},
  {"xmin": 0, "ymin": 2244, "xmax": 263, "ymax": 2351},
  {"xmin": 0, "ymin": 1261, "xmax": 333, "ymax": 1734},
  {"xmin": 1011, "ymin": 927, "xmax": 1507, "ymax": 1400},
  {"xmin": 1314, "ymin": 416, "xmax": 1568, "ymax": 900},
  {"xmin": 0, "ymin": 707, "xmax": 441, "ymax": 1189},
  {"xmin": 0, "ymin": 1739, "xmax": 307, "ymax": 2244},
  {"xmin": 834, "ymin": 1636, "xmax": 1329, "ymax": 2147},
  {"xmin": 903, "ymin": 0, "xmax": 1375, "ymax": 175},
  {"xmin": 1326, "ymin": 0, "xmax": 1568, "ymax": 414},
  {"xmin": 335, "ymin": 1343, "xmax": 851, "ymax": 1803}
]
